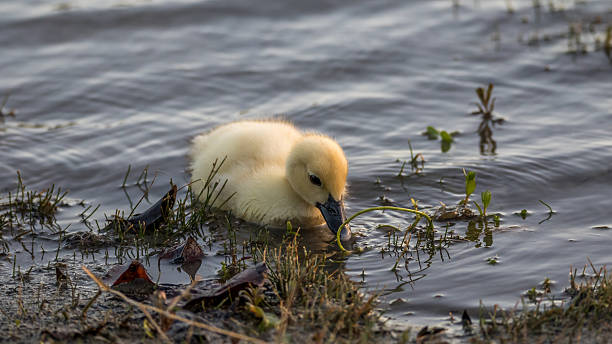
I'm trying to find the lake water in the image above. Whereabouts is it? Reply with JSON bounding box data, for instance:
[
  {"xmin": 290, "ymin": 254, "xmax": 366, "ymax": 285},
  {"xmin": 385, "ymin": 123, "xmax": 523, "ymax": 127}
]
[{"xmin": 1, "ymin": 0, "xmax": 611, "ymax": 333}]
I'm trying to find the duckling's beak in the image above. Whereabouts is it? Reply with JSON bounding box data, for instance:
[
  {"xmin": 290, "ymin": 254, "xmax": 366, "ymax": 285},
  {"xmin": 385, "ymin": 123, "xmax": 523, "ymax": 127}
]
[{"xmin": 316, "ymin": 194, "xmax": 351, "ymax": 241}]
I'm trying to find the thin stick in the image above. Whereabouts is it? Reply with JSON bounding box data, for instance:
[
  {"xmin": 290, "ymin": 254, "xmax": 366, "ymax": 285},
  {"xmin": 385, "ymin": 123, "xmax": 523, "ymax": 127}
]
[
  {"xmin": 81, "ymin": 267, "xmax": 171, "ymax": 343},
  {"xmin": 81, "ymin": 266, "xmax": 268, "ymax": 344},
  {"xmin": 336, "ymin": 206, "xmax": 434, "ymax": 252}
]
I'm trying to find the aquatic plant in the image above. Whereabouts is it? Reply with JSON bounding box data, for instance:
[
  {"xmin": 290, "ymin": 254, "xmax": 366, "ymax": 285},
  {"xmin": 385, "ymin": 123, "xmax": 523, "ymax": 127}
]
[
  {"xmin": 425, "ymin": 126, "xmax": 455, "ymax": 153},
  {"xmin": 477, "ymin": 261, "xmax": 612, "ymax": 343},
  {"xmin": 335, "ymin": 206, "xmax": 434, "ymax": 252},
  {"xmin": 473, "ymin": 190, "xmax": 492, "ymax": 219},
  {"xmin": 517, "ymin": 209, "xmax": 529, "ymax": 219},
  {"xmin": 462, "ymin": 169, "xmax": 477, "ymax": 208},
  {"xmin": 471, "ymin": 84, "xmax": 504, "ymax": 155},
  {"xmin": 486, "ymin": 255, "xmax": 500, "ymax": 265},
  {"xmin": 538, "ymin": 199, "xmax": 555, "ymax": 224},
  {"xmin": 397, "ymin": 140, "xmax": 425, "ymax": 176}
]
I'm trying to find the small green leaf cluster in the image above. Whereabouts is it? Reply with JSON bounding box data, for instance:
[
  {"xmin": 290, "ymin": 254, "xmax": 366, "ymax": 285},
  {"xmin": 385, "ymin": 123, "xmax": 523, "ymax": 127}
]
[
  {"xmin": 462, "ymin": 169, "xmax": 492, "ymax": 219},
  {"xmin": 425, "ymin": 126, "xmax": 456, "ymax": 153}
]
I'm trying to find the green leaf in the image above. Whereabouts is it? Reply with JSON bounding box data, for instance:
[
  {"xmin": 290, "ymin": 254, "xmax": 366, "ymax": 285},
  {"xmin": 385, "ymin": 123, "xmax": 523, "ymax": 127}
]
[
  {"xmin": 426, "ymin": 126, "xmax": 439, "ymax": 140},
  {"xmin": 485, "ymin": 83, "xmax": 494, "ymax": 106},
  {"xmin": 473, "ymin": 201, "xmax": 483, "ymax": 217},
  {"xmin": 486, "ymin": 256, "xmax": 499, "ymax": 265},
  {"xmin": 440, "ymin": 130, "xmax": 453, "ymax": 152},
  {"xmin": 476, "ymin": 87, "xmax": 485, "ymax": 103},
  {"xmin": 481, "ymin": 190, "xmax": 491, "ymax": 214},
  {"xmin": 441, "ymin": 139, "xmax": 452, "ymax": 153},
  {"xmin": 440, "ymin": 130, "xmax": 453, "ymax": 143},
  {"xmin": 465, "ymin": 171, "xmax": 476, "ymax": 197}
]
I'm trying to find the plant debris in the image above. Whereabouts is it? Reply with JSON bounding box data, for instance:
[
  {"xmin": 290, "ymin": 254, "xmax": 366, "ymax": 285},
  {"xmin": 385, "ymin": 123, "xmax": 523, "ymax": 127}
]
[
  {"xmin": 159, "ymin": 235, "xmax": 205, "ymax": 264},
  {"xmin": 184, "ymin": 262, "xmax": 268, "ymax": 311},
  {"xmin": 102, "ymin": 260, "xmax": 155, "ymax": 296}
]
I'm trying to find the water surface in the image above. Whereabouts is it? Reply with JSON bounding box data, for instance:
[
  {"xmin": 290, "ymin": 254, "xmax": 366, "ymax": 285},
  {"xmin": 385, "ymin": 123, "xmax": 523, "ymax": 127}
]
[{"xmin": 1, "ymin": 0, "xmax": 612, "ymax": 331}]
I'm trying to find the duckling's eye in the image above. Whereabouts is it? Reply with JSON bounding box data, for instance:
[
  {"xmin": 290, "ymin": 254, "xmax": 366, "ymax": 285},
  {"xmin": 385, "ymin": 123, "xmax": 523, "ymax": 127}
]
[{"xmin": 309, "ymin": 174, "xmax": 322, "ymax": 187}]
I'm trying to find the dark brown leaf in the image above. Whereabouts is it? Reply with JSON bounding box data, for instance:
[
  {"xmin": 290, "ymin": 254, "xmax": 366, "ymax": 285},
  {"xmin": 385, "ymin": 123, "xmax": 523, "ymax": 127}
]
[
  {"xmin": 184, "ymin": 263, "xmax": 267, "ymax": 311},
  {"xmin": 462, "ymin": 309, "xmax": 472, "ymax": 328},
  {"xmin": 128, "ymin": 184, "xmax": 177, "ymax": 231},
  {"xmin": 159, "ymin": 236, "xmax": 205, "ymax": 264},
  {"xmin": 55, "ymin": 262, "xmax": 68, "ymax": 285}
]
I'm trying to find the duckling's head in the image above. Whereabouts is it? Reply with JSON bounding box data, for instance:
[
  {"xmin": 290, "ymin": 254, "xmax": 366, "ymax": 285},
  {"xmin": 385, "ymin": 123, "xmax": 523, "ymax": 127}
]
[{"xmin": 286, "ymin": 134, "xmax": 351, "ymax": 241}]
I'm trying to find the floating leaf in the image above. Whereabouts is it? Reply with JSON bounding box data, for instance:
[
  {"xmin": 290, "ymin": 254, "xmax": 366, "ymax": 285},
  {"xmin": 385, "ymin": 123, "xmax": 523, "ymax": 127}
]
[
  {"xmin": 440, "ymin": 130, "xmax": 453, "ymax": 143},
  {"xmin": 426, "ymin": 126, "xmax": 439, "ymax": 140},
  {"xmin": 441, "ymin": 132, "xmax": 453, "ymax": 152},
  {"xmin": 486, "ymin": 256, "xmax": 499, "ymax": 265}
]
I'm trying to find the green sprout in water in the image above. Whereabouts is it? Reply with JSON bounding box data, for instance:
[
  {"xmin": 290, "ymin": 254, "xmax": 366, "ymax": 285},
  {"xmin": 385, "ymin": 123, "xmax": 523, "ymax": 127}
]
[
  {"xmin": 425, "ymin": 126, "xmax": 456, "ymax": 153},
  {"xmin": 486, "ymin": 255, "xmax": 500, "ymax": 265},
  {"xmin": 473, "ymin": 190, "xmax": 492, "ymax": 219},
  {"xmin": 463, "ymin": 169, "xmax": 477, "ymax": 208},
  {"xmin": 397, "ymin": 140, "xmax": 425, "ymax": 176}
]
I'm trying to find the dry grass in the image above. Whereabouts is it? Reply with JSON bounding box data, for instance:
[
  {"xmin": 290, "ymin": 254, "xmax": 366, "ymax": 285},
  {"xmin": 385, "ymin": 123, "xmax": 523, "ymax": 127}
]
[{"xmin": 475, "ymin": 261, "xmax": 612, "ymax": 343}]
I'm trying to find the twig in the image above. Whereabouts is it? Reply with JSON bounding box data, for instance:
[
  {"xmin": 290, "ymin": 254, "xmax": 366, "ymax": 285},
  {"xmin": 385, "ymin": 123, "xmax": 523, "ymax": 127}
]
[
  {"xmin": 81, "ymin": 266, "xmax": 269, "ymax": 344},
  {"xmin": 81, "ymin": 266, "xmax": 171, "ymax": 343}
]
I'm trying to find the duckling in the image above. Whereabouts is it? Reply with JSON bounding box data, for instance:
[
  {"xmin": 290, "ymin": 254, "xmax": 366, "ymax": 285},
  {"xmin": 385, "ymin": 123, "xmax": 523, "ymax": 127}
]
[{"xmin": 189, "ymin": 119, "xmax": 351, "ymax": 241}]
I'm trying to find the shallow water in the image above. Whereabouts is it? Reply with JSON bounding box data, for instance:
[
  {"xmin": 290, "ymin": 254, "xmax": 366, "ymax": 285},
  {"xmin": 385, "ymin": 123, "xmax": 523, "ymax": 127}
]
[{"xmin": 1, "ymin": 0, "xmax": 612, "ymax": 332}]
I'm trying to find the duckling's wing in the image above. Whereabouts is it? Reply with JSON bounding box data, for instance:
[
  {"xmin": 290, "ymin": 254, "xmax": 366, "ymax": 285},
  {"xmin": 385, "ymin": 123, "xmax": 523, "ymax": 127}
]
[{"xmin": 189, "ymin": 120, "xmax": 303, "ymax": 208}]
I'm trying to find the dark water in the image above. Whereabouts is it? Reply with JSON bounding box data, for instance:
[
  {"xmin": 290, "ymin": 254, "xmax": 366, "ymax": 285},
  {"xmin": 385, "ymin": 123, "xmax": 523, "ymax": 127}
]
[{"xmin": 2, "ymin": 0, "xmax": 612, "ymax": 331}]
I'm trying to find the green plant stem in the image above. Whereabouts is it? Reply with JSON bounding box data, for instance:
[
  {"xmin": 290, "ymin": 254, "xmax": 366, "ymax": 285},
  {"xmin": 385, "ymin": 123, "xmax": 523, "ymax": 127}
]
[{"xmin": 336, "ymin": 206, "xmax": 434, "ymax": 252}]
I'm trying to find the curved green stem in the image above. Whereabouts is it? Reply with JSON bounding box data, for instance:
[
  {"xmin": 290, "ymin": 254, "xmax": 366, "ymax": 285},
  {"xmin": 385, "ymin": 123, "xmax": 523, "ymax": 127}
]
[{"xmin": 336, "ymin": 206, "xmax": 434, "ymax": 252}]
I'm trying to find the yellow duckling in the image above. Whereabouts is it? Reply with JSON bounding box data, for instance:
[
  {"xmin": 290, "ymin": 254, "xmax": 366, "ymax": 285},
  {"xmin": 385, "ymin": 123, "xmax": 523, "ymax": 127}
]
[{"xmin": 189, "ymin": 119, "xmax": 351, "ymax": 240}]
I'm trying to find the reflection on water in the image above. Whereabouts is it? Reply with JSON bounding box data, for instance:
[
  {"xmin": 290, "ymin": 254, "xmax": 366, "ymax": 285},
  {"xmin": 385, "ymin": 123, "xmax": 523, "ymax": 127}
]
[{"xmin": 465, "ymin": 221, "xmax": 493, "ymax": 248}]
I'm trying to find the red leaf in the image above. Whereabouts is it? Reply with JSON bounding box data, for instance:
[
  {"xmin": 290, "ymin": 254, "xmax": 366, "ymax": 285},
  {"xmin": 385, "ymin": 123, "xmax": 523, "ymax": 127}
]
[{"xmin": 103, "ymin": 260, "xmax": 154, "ymax": 287}]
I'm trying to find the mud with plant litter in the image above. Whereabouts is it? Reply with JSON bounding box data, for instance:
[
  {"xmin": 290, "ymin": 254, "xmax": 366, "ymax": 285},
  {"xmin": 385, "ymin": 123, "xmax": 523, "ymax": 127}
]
[{"xmin": 2, "ymin": 0, "xmax": 612, "ymax": 343}]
